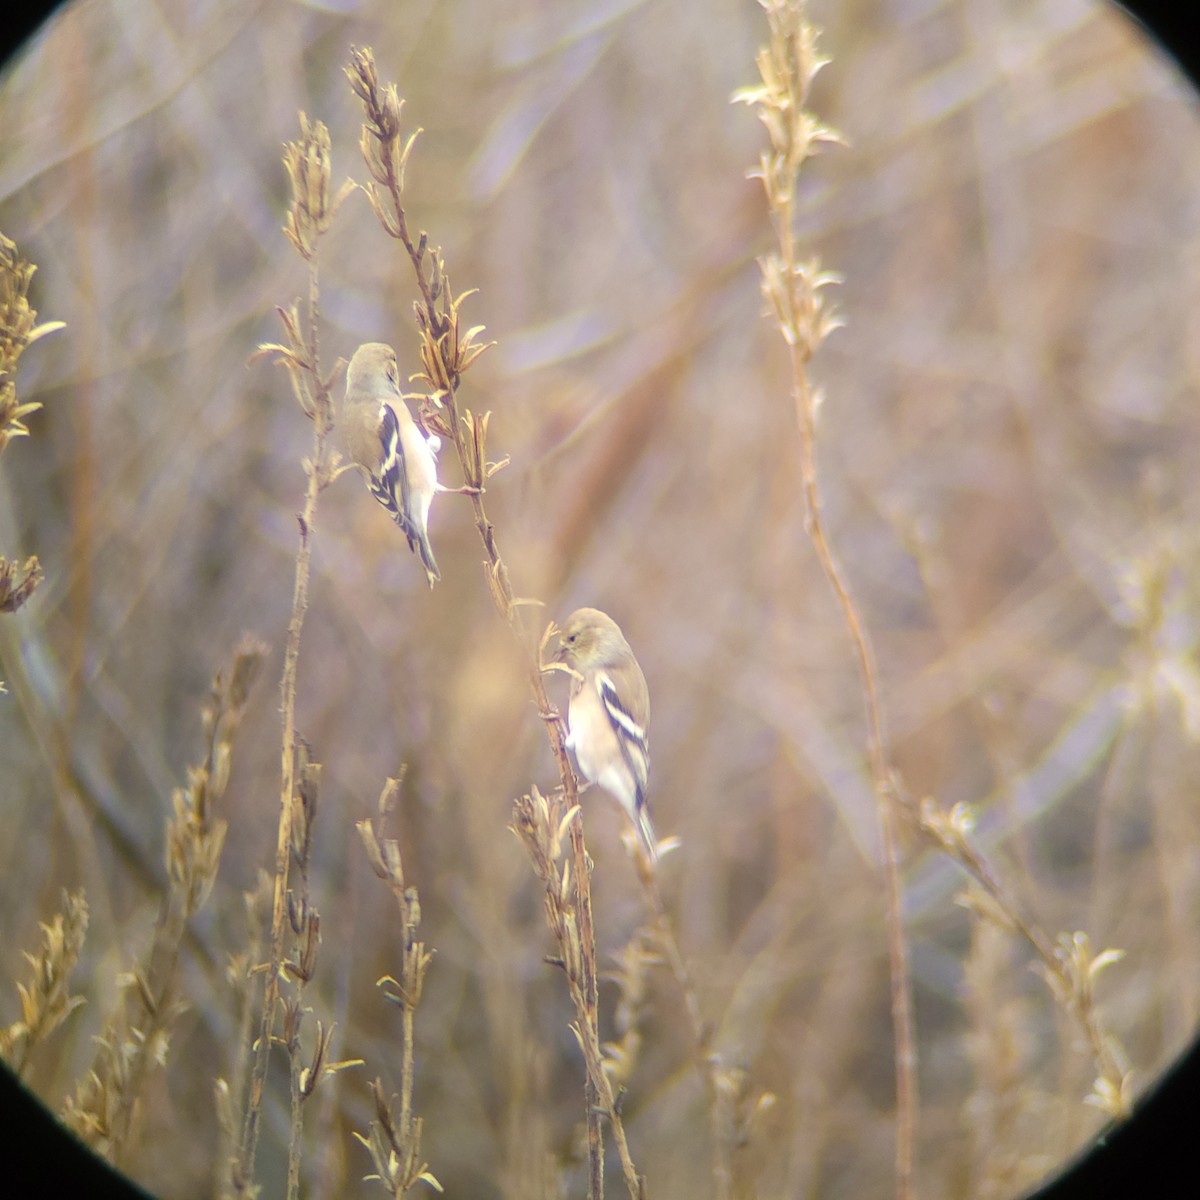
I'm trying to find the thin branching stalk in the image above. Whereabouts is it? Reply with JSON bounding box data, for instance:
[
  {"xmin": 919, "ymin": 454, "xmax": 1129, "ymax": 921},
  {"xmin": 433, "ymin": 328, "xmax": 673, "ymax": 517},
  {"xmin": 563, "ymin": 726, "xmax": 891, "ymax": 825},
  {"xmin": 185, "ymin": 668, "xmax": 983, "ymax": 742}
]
[
  {"xmin": 0, "ymin": 889, "xmax": 88, "ymax": 1077},
  {"xmin": 0, "ymin": 232, "xmax": 63, "ymax": 678},
  {"xmin": 355, "ymin": 782, "xmax": 439, "ymax": 1198},
  {"xmin": 347, "ymin": 47, "xmax": 641, "ymax": 1200},
  {"xmin": 599, "ymin": 923, "xmax": 654, "ymax": 1101},
  {"xmin": 61, "ymin": 638, "xmax": 266, "ymax": 1161},
  {"xmin": 923, "ymin": 804, "xmax": 1132, "ymax": 1116},
  {"xmin": 215, "ymin": 872, "xmax": 273, "ymax": 1200},
  {"xmin": 736, "ymin": 10, "xmax": 1132, "ymax": 1189},
  {"xmin": 283, "ymin": 739, "xmax": 329, "ymax": 1200},
  {"xmin": 734, "ymin": 5, "xmax": 918, "ymax": 1196},
  {"xmin": 235, "ymin": 112, "xmax": 352, "ymax": 1195},
  {"xmin": 0, "ymin": 231, "xmax": 64, "ymax": 459},
  {"xmin": 962, "ymin": 895, "xmax": 1030, "ymax": 1198},
  {"xmin": 628, "ymin": 844, "xmax": 768, "ymax": 1200},
  {"xmin": 511, "ymin": 789, "xmax": 642, "ymax": 1200}
]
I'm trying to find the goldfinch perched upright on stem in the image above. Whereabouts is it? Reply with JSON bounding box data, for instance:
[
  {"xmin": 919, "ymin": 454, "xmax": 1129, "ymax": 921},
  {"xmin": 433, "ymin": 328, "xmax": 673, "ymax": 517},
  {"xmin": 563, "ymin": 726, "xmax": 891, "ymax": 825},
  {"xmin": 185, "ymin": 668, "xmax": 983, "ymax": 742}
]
[
  {"xmin": 341, "ymin": 341, "xmax": 441, "ymax": 587},
  {"xmin": 556, "ymin": 607, "xmax": 657, "ymax": 861}
]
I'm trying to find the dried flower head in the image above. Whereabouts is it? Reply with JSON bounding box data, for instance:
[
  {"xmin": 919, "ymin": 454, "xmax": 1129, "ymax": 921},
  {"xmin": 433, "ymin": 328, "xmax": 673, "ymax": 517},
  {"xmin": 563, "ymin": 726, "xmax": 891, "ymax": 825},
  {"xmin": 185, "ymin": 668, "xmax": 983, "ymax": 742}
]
[
  {"xmin": 0, "ymin": 889, "xmax": 89, "ymax": 1075},
  {"xmin": 283, "ymin": 115, "xmax": 340, "ymax": 261},
  {"xmin": 0, "ymin": 232, "xmax": 64, "ymax": 455},
  {"xmin": 0, "ymin": 554, "xmax": 42, "ymax": 615}
]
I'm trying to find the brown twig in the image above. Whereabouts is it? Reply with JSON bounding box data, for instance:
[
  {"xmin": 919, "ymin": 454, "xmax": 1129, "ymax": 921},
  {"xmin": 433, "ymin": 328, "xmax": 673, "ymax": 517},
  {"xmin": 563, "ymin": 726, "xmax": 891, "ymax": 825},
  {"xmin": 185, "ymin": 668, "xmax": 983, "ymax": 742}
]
[
  {"xmin": 355, "ymin": 781, "xmax": 440, "ymax": 1197},
  {"xmin": 923, "ymin": 802, "xmax": 1132, "ymax": 1116},
  {"xmin": 512, "ymin": 788, "xmax": 643, "ymax": 1200},
  {"xmin": 629, "ymin": 844, "xmax": 739, "ymax": 1200},
  {"xmin": 0, "ymin": 231, "xmax": 63, "ymax": 685},
  {"xmin": 0, "ymin": 889, "xmax": 88, "ymax": 1077},
  {"xmin": 235, "ymin": 112, "xmax": 351, "ymax": 1195},
  {"xmin": 283, "ymin": 739, "xmax": 327, "ymax": 1200},
  {"xmin": 736, "ymin": 9, "xmax": 1133, "ymax": 1190},
  {"xmin": 61, "ymin": 638, "xmax": 266, "ymax": 1161},
  {"xmin": 734, "ymin": 5, "xmax": 917, "ymax": 1195},
  {"xmin": 347, "ymin": 46, "xmax": 641, "ymax": 1200}
]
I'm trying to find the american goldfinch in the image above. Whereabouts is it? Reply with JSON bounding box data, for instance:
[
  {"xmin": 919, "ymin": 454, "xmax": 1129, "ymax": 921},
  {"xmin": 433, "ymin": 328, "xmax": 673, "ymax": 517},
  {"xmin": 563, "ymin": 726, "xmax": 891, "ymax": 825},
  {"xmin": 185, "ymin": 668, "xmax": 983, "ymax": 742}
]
[
  {"xmin": 341, "ymin": 341, "xmax": 441, "ymax": 587},
  {"xmin": 556, "ymin": 607, "xmax": 657, "ymax": 860}
]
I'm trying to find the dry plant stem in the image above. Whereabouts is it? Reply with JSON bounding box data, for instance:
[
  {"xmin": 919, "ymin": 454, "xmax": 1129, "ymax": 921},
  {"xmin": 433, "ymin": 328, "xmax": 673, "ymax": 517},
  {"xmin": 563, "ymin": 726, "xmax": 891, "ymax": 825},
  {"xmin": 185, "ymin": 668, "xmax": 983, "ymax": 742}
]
[
  {"xmin": 737, "ymin": 5, "xmax": 916, "ymax": 1195},
  {"xmin": 812, "ymin": 218, "xmax": 915, "ymax": 1195},
  {"xmin": 347, "ymin": 47, "xmax": 640, "ymax": 1199},
  {"xmin": 216, "ymin": 874, "xmax": 272, "ymax": 1200},
  {"xmin": 356, "ymin": 799, "xmax": 439, "ymax": 1196},
  {"xmin": 61, "ymin": 639, "xmax": 265, "ymax": 1160},
  {"xmin": 513, "ymin": 790, "xmax": 642, "ymax": 1200},
  {"xmin": 238, "ymin": 274, "xmax": 324, "ymax": 1189},
  {"xmin": 931, "ymin": 817, "xmax": 1129, "ymax": 1109},
  {"xmin": 791, "ymin": 354, "xmax": 916, "ymax": 1197},
  {"xmin": 0, "ymin": 232, "xmax": 63, "ymax": 682},
  {"xmin": 238, "ymin": 112, "xmax": 345, "ymax": 1192},
  {"xmin": 284, "ymin": 742, "xmax": 324, "ymax": 1200},
  {"xmin": 0, "ymin": 231, "xmax": 64, "ymax": 456},
  {"xmin": 740, "ymin": 3, "xmax": 1129, "ymax": 1158},
  {"xmin": 0, "ymin": 889, "xmax": 88, "ymax": 1077},
  {"xmin": 286, "ymin": 989, "xmax": 303, "ymax": 1198},
  {"xmin": 571, "ymin": 822, "xmax": 612, "ymax": 1200},
  {"xmin": 633, "ymin": 856, "xmax": 730, "ymax": 1199}
]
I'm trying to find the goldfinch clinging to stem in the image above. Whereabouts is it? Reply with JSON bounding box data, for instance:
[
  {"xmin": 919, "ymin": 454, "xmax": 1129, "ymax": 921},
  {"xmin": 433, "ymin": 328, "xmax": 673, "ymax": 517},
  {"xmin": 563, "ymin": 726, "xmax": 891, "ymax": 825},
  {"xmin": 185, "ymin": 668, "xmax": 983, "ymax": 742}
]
[
  {"xmin": 341, "ymin": 341, "xmax": 442, "ymax": 587},
  {"xmin": 554, "ymin": 607, "xmax": 658, "ymax": 861}
]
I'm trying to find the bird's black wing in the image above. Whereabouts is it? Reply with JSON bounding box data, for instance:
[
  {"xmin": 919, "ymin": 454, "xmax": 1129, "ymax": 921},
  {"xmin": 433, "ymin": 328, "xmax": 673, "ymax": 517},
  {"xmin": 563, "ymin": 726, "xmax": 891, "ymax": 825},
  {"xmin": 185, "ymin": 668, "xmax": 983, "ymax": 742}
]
[
  {"xmin": 597, "ymin": 672, "xmax": 649, "ymax": 807},
  {"xmin": 368, "ymin": 402, "xmax": 418, "ymax": 551}
]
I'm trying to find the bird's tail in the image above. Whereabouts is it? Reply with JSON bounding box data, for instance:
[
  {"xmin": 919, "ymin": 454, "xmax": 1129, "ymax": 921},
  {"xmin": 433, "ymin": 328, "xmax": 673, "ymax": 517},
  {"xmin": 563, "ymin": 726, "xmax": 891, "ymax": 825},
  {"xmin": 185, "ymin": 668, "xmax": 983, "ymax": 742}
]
[
  {"xmin": 636, "ymin": 804, "xmax": 658, "ymax": 864},
  {"xmin": 390, "ymin": 508, "xmax": 440, "ymax": 587},
  {"xmin": 415, "ymin": 527, "xmax": 440, "ymax": 588}
]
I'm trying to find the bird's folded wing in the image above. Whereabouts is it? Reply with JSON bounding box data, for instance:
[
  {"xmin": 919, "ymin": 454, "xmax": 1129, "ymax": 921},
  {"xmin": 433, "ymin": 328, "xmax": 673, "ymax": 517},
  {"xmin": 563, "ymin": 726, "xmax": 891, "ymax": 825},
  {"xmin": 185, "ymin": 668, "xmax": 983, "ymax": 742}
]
[
  {"xmin": 368, "ymin": 402, "xmax": 418, "ymax": 549},
  {"xmin": 598, "ymin": 672, "xmax": 649, "ymax": 801}
]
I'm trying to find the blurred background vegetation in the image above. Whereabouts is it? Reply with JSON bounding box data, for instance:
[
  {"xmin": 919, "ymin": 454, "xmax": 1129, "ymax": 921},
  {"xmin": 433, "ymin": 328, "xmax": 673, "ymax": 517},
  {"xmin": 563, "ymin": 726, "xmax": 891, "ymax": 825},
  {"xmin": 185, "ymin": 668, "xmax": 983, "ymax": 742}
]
[{"xmin": 2, "ymin": 0, "xmax": 1200, "ymax": 1196}]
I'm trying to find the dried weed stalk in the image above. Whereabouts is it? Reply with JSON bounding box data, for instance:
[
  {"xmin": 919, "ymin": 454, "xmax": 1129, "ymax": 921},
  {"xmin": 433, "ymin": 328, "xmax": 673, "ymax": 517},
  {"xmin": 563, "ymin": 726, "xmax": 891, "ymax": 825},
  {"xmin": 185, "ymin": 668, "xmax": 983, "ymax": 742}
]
[
  {"xmin": 626, "ymin": 838, "xmax": 774, "ymax": 1200},
  {"xmin": 215, "ymin": 871, "xmax": 273, "ymax": 1200},
  {"xmin": 599, "ymin": 922, "xmax": 656, "ymax": 1101},
  {"xmin": 736, "ymin": 10, "xmax": 1132, "ymax": 1197},
  {"xmin": 280, "ymin": 739, "xmax": 348, "ymax": 1200},
  {"xmin": 961, "ymin": 896, "xmax": 1043, "ymax": 1199},
  {"xmin": 511, "ymin": 788, "xmax": 643, "ymax": 1200},
  {"xmin": 347, "ymin": 47, "xmax": 639, "ymax": 1199},
  {"xmin": 0, "ymin": 553, "xmax": 42, "ymax": 619},
  {"xmin": 0, "ymin": 231, "xmax": 63, "ymax": 456},
  {"xmin": 235, "ymin": 112, "xmax": 353, "ymax": 1195},
  {"xmin": 355, "ymin": 780, "xmax": 440, "ymax": 1197},
  {"xmin": 734, "ymin": 5, "xmax": 917, "ymax": 1195},
  {"xmin": 0, "ymin": 888, "xmax": 89, "ymax": 1076},
  {"xmin": 931, "ymin": 809, "xmax": 1132, "ymax": 1117},
  {"xmin": 61, "ymin": 637, "xmax": 266, "ymax": 1161},
  {"xmin": 0, "ymin": 232, "xmax": 62, "ymax": 679}
]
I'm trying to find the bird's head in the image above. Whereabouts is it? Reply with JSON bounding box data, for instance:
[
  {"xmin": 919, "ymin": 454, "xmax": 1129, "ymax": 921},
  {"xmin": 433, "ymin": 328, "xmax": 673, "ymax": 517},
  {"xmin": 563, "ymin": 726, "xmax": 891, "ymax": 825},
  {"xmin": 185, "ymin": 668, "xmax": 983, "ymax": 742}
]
[
  {"xmin": 556, "ymin": 607, "xmax": 625, "ymax": 670},
  {"xmin": 345, "ymin": 341, "xmax": 400, "ymax": 396}
]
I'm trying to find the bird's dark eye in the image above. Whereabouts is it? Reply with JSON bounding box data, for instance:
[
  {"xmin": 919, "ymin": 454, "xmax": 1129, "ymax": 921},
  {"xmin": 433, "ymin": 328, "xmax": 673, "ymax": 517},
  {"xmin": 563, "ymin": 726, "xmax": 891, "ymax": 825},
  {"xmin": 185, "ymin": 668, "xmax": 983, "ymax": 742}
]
[{"xmin": 567, "ymin": 633, "xmax": 577, "ymax": 643}]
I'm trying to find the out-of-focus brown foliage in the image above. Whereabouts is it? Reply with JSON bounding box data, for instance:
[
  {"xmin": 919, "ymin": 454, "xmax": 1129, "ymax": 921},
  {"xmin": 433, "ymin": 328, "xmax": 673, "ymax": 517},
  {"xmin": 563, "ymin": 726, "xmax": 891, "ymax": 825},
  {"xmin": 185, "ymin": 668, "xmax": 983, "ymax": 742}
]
[{"xmin": 2, "ymin": 2, "xmax": 1199, "ymax": 1198}]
